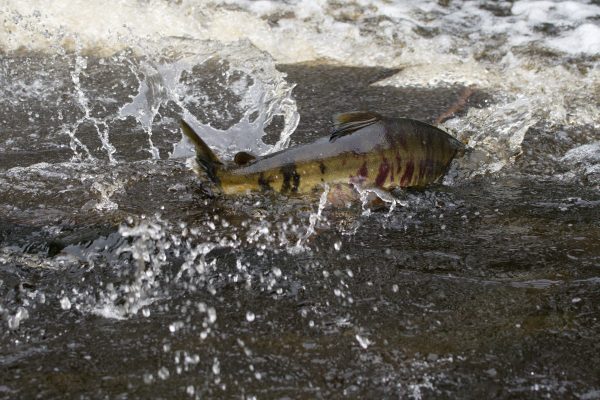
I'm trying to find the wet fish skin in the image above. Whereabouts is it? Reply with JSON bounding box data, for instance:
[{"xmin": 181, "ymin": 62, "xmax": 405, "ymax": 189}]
[{"xmin": 181, "ymin": 112, "xmax": 465, "ymax": 195}]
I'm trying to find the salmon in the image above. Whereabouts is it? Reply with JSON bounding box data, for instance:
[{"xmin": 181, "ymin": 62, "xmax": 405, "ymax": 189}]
[{"xmin": 181, "ymin": 111, "xmax": 465, "ymax": 195}]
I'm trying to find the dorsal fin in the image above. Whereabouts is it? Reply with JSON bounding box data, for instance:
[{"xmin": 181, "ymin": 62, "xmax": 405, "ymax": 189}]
[
  {"xmin": 330, "ymin": 111, "xmax": 382, "ymax": 142},
  {"xmin": 234, "ymin": 151, "xmax": 256, "ymax": 166}
]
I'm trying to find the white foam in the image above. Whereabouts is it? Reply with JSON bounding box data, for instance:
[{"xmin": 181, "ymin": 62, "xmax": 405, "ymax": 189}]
[
  {"xmin": 91, "ymin": 304, "xmax": 127, "ymax": 320},
  {"xmin": 373, "ymin": 60, "xmax": 492, "ymax": 87},
  {"xmin": 1, "ymin": 0, "xmax": 196, "ymax": 54},
  {"xmin": 512, "ymin": 1, "xmax": 600, "ymax": 24},
  {"xmin": 2, "ymin": 0, "xmax": 599, "ymax": 63},
  {"xmin": 561, "ymin": 142, "xmax": 600, "ymax": 164},
  {"xmin": 558, "ymin": 142, "xmax": 600, "ymax": 185},
  {"xmin": 547, "ymin": 24, "xmax": 600, "ymax": 55}
]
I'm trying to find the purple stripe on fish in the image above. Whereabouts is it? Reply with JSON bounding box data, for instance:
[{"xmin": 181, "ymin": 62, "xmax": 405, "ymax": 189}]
[
  {"xmin": 357, "ymin": 161, "xmax": 368, "ymax": 178},
  {"xmin": 375, "ymin": 158, "xmax": 390, "ymax": 187},
  {"xmin": 395, "ymin": 155, "xmax": 403, "ymax": 175},
  {"xmin": 400, "ymin": 160, "xmax": 414, "ymax": 186}
]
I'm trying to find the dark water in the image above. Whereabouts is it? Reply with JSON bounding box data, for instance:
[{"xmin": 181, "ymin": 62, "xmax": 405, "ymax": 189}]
[{"xmin": 1, "ymin": 56, "xmax": 600, "ymax": 399}]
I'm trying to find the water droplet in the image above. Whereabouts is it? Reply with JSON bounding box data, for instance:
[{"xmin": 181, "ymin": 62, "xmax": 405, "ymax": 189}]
[
  {"xmin": 212, "ymin": 358, "xmax": 220, "ymax": 375},
  {"xmin": 143, "ymin": 373, "xmax": 154, "ymax": 384},
  {"xmin": 157, "ymin": 367, "xmax": 170, "ymax": 380},
  {"xmin": 7, "ymin": 307, "xmax": 29, "ymax": 330},
  {"xmin": 355, "ymin": 334, "xmax": 372, "ymax": 349},
  {"xmin": 246, "ymin": 311, "xmax": 255, "ymax": 322},
  {"xmin": 207, "ymin": 307, "xmax": 217, "ymax": 324},
  {"xmin": 169, "ymin": 321, "xmax": 184, "ymax": 333},
  {"xmin": 60, "ymin": 296, "xmax": 71, "ymax": 310}
]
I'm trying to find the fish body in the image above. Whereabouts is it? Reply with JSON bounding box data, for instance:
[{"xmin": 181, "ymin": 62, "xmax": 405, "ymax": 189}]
[{"xmin": 181, "ymin": 112, "xmax": 464, "ymax": 195}]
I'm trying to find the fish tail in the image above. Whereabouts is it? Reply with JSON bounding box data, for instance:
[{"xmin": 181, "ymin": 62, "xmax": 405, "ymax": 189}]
[{"xmin": 180, "ymin": 120, "xmax": 222, "ymax": 184}]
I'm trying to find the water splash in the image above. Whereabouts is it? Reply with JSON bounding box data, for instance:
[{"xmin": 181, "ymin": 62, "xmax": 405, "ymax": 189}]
[
  {"xmin": 292, "ymin": 184, "xmax": 330, "ymax": 252},
  {"xmin": 119, "ymin": 62, "xmax": 165, "ymax": 159},
  {"xmin": 89, "ymin": 216, "xmax": 172, "ymax": 318},
  {"xmin": 116, "ymin": 41, "xmax": 299, "ymax": 161},
  {"xmin": 71, "ymin": 53, "xmax": 118, "ymax": 163},
  {"xmin": 352, "ymin": 183, "xmax": 406, "ymax": 217}
]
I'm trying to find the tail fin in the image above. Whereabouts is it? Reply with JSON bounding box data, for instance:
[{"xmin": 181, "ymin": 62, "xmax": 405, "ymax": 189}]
[{"xmin": 180, "ymin": 120, "xmax": 222, "ymax": 184}]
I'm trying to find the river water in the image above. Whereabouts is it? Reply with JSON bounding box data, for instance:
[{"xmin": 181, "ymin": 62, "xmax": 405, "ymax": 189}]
[{"xmin": 1, "ymin": 1, "xmax": 599, "ymax": 398}]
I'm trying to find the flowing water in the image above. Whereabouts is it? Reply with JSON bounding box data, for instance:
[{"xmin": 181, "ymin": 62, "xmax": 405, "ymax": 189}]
[{"xmin": 1, "ymin": 1, "xmax": 600, "ymax": 398}]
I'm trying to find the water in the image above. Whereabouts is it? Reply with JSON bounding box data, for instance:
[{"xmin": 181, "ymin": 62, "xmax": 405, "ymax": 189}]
[{"xmin": 1, "ymin": 0, "xmax": 600, "ymax": 398}]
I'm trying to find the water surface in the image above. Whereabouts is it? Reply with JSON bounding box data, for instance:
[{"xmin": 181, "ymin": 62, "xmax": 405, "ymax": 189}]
[{"xmin": 1, "ymin": 1, "xmax": 600, "ymax": 398}]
